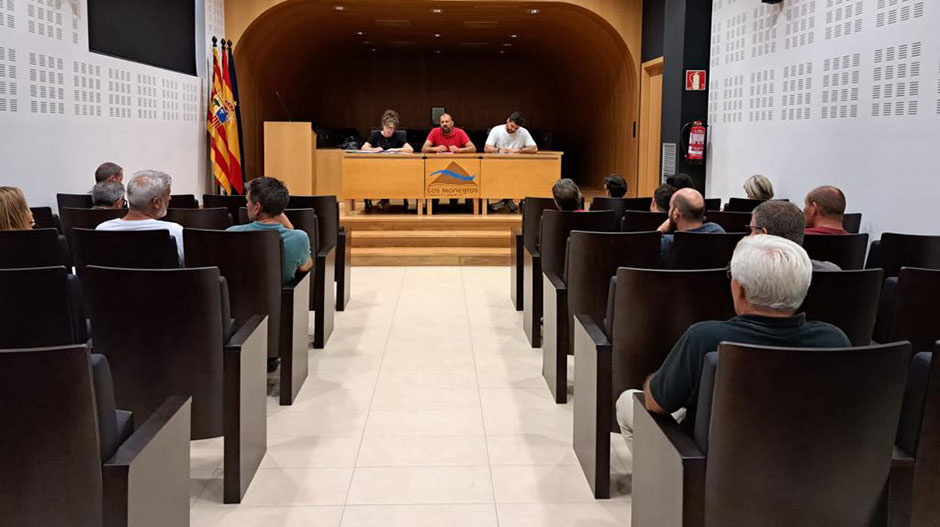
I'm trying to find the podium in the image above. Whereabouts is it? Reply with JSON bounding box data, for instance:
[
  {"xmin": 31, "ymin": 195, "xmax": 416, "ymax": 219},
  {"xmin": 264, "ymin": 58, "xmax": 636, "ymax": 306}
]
[{"xmin": 263, "ymin": 121, "xmax": 342, "ymax": 196}]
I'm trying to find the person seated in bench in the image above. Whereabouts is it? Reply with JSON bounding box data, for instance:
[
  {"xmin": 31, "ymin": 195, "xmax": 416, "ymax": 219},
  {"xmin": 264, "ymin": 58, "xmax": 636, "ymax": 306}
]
[
  {"xmin": 750, "ymin": 200, "xmax": 840, "ymax": 271},
  {"xmin": 96, "ymin": 170, "xmax": 183, "ymax": 263},
  {"xmin": 91, "ymin": 180, "xmax": 125, "ymax": 210},
  {"xmin": 615, "ymin": 235, "xmax": 850, "ymax": 452},
  {"xmin": 361, "ymin": 109, "xmax": 413, "ymax": 212},
  {"xmin": 604, "ymin": 174, "xmax": 627, "ymax": 199},
  {"xmin": 744, "ymin": 174, "xmax": 774, "ymax": 200},
  {"xmin": 485, "ymin": 111, "xmax": 538, "ymax": 213},
  {"xmin": 226, "ymin": 176, "xmax": 313, "ymax": 284},
  {"xmin": 651, "ymin": 183, "xmax": 676, "ymax": 213},
  {"xmin": 657, "ymin": 187, "xmax": 725, "ymax": 263},
  {"xmin": 95, "ymin": 162, "xmax": 124, "ymax": 184},
  {"xmin": 804, "ymin": 185, "xmax": 848, "ymax": 235},
  {"xmin": 553, "ymin": 178, "xmax": 582, "ymax": 212},
  {"xmin": 0, "ymin": 186, "xmax": 34, "ymax": 231}
]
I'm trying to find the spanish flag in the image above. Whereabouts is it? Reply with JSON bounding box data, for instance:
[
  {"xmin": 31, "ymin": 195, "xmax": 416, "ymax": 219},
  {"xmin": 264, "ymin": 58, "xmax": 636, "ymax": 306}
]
[
  {"xmin": 207, "ymin": 38, "xmax": 240, "ymax": 194},
  {"xmin": 221, "ymin": 40, "xmax": 244, "ymax": 193}
]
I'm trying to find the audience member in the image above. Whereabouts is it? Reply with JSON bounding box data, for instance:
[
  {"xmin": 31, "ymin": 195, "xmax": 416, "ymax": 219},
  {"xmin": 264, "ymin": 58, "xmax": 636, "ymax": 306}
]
[
  {"xmin": 666, "ymin": 173, "xmax": 694, "ymax": 190},
  {"xmin": 804, "ymin": 185, "xmax": 848, "ymax": 235},
  {"xmin": 657, "ymin": 188, "xmax": 725, "ymax": 263},
  {"xmin": 743, "ymin": 174, "xmax": 774, "ymax": 200},
  {"xmin": 604, "ymin": 174, "xmax": 627, "ymax": 198},
  {"xmin": 226, "ymin": 177, "xmax": 313, "ymax": 284},
  {"xmin": 750, "ymin": 201, "xmax": 840, "ymax": 271},
  {"xmin": 91, "ymin": 180, "xmax": 126, "ymax": 209},
  {"xmin": 552, "ymin": 178, "xmax": 582, "ymax": 212},
  {"xmin": 96, "ymin": 170, "xmax": 183, "ymax": 263},
  {"xmin": 95, "ymin": 162, "xmax": 124, "ymax": 184},
  {"xmin": 651, "ymin": 183, "xmax": 676, "ymax": 213},
  {"xmin": 615, "ymin": 235, "xmax": 850, "ymax": 451},
  {"xmin": 0, "ymin": 186, "xmax": 34, "ymax": 231}
]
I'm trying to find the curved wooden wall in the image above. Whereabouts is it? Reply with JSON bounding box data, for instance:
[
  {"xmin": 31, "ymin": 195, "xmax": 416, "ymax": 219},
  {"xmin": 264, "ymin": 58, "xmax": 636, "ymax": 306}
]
[{"xmin": 227, "ymin": 0, "xmax": 642, "ymax": 193}]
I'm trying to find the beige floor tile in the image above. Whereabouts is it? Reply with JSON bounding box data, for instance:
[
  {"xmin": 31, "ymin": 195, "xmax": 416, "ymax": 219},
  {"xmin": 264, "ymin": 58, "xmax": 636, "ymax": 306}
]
[
  {"xmin": 364, "ymin": 408, "xmax": 485, "ymax": 436},
  {"xmin": 375, "ymin": 369, "xmax": 478, "ymax": 389},
  {"xmin": 473, "ymin": 353, "xmax": 543, "ymax": 371},
  {"xmin": 307, "ymin": 368, "xmax": 381, "ymax": 389},
  {"xmin": 346, "ymin": 466, "xmax": 494, "ymax": 504},
  {"xmin": 475, "ymin": 368, "xmax": 547, "ymax": 389},
  {"xmin": 190, "ymin": 469, "xmax": 217, "ymax": 506},
  {"xmin": 287, "ymin": 387, "xmax": 375, "ymax": 412},
  {"xmin": 356, "ymin": 435, "xmax": 488, "ymax": 467},
  {"xmin": 340, "ymin": 504, "xmax": 498, "ymax": 527},
  {"xmin": 310, "ymin": 354, "xmax": 385, "ymax": 371},
  {"xmin": 485, "ymin": 435, "xmax": 578, "ymax": 466},
  {"xmin": 260, "ymin": 436, "xmax": 362, "ymax": 468},
  {"xmin": 383, "ymin": 335, "xmax": 474, "ymax": 355},
  {"xmin": 267, "ymin": 410, "xmax": 369, "ymax": 437},
  {"xmin": 496, "ymin": 502, "xmax": 629, "ymax": 527},
  {"xmin": 490, "ymin": 465, "xmax": 598, "ymax": 503},
  {"xmin": 479, "ymin": 387, "xmax": 566, "ymax": 411},
  {"xmin": 190, "ymin": 437, "xmax": 224, "ymax": 470},
  {"xmin": 482, "ymin": 406, "xmax": 573, "ymax": 436},
  {"xmin": 190, "ymin": 506, "xmax": 344, "ymax": 527},
  {"xmin": 370, "ymin": 385, "xmax": 480, "ymax": 410},
  {"xmin": 194, "ymin": 468, "xmax": 354, "ymax": 507},
  {"xmin": 381, "ymin": 351, "xmax": 476, "ymax": 371}
]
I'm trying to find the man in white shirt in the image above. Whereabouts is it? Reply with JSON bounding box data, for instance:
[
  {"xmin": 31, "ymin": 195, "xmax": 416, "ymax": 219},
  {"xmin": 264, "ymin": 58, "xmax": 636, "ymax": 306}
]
[
  {"xmin": 484, "ymin": 111, "xmax": 538, "ymax": 212},
  {"xmin": 96, "ymin": 170, "xmax": 184, "ymax": 263}
]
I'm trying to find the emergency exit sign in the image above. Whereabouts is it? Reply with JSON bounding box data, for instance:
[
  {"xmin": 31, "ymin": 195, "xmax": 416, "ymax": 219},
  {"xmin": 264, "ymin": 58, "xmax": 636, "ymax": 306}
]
[{"xmin": 686, "ymin": 70, "xmax": 706, "ymax": 91}]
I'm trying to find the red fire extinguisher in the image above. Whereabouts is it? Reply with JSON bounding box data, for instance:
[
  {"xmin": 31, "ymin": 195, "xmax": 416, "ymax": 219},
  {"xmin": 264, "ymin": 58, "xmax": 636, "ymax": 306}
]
[{"xmin": 682, "ymin": 120, "xmax": 706, "ymax": 165}]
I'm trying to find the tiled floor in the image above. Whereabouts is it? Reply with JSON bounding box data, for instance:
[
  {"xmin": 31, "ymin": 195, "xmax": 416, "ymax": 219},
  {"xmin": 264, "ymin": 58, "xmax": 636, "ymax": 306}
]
[{"xmin": 189, "ymin": 266, "xmax": 632, "ymax": 526}]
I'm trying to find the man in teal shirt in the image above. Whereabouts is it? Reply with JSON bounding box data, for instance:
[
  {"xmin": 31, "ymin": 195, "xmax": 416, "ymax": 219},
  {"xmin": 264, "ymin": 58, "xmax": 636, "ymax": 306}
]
[{"xmin": 227, "ymin": 177, "xmax": 312, "ymax": 283}]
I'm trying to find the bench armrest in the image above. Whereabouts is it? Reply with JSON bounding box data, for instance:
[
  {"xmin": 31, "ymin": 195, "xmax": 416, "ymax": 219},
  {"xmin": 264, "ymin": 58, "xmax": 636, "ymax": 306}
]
[
  {"xmin": 103, "ymin": 396, "xmax": 192, "ymax": 527},
  {"xmin": 544, "ymin": 270, "xmax": 566, "ymax": 291}
]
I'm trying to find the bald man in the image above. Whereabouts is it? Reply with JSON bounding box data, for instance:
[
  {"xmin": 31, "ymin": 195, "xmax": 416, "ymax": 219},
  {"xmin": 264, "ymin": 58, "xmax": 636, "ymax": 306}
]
[
  {"xmin": 657, "ymin": 187, "xmax": 726, "ymax": 264},
  {"xmin": 804, "ymin": 185, "xmax": 849, "ymax": 235},
  {"xmin": 422, "ymin": 113, "xmax": 476, "ymax": 154}
]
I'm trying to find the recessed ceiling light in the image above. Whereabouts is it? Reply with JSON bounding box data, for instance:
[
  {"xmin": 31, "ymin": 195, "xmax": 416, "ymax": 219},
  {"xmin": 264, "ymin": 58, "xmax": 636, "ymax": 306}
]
[
  {"xmin": 499, "ymin": 50, "xmax": 506, "ymax": 54},
  {"xmin": 431, "ymin": 8, "xmax": 442, "ymax": 13},
  {"xmin": 526, "ymin": 8, "xmax": 540, "ymax": 15},
  {"xmin": 355, "ymin": 31, "xmax": 364, "ymax": 35},
  {"xmin": 371, "ymin": 48, "xmax": 378, "ymax": 52},
  {"xmin": 502, "ymin": 43, "xmax": 512, "ymax": 47},
  {"xmin": 362, "ymin": 41, "xmax": 374, "ymax": 44},
  {"xmin": 510, "ymin": 34, "xmax": 518, "ymax": 38},
  {"xmin": 433, "ymin": 33, "xmax": 441, "ymax": 37},
  {"xmin": 434, "ymin": 50, "xmax": 442, "ymax": 54},
  {"xmin": 334, "ymin": 5, "xmax": 346, "ymax": 11}
]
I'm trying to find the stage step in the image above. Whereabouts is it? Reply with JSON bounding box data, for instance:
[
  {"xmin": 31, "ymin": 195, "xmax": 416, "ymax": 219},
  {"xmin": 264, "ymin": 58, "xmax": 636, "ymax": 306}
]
[
  {"xmin": 351, "ymin": 247, "xmax": 510, "ymax": 266},
  {"xmin": 342, "ymin": 213, "xmax": 518, "ymax": 266},
  {"xmin": 352, "ymin": 230, "xmax": 511, "ymax": 248}
]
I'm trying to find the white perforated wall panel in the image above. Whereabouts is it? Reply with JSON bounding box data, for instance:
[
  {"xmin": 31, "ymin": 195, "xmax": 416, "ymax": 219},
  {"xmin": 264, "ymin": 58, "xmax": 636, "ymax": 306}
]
[{"xmin": 707, "ymin": 0, "xmax": 940, "ymax": 236}]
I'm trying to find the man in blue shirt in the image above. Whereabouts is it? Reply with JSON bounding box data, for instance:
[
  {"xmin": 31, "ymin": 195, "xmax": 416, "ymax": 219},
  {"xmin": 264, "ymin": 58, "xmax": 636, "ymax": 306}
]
[
  {"xmin": 657, "ymin": 187, "xmax": 725, "ymax": 264},
  {"xmin": 226, "ymin": 177, "xmax": 312, "ymax": 284}
]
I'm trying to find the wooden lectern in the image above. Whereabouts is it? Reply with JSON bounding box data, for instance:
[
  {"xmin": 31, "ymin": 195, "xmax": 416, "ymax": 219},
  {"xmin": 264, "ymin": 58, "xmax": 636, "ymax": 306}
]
[{"xmin": 263, "ymin": 122, "xmax": 342, "ymax": 196}]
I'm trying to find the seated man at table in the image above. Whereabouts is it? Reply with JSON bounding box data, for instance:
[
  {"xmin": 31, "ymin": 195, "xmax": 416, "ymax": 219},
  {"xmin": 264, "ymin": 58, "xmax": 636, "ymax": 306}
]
[
  {"xmin": 96, "ymin": 170, "xmax": 184, "ymax": 263},
  {"xmin": 615, "ymin": 235, "xmax": 850, "ymax": 452},
  {"xmin": 657, "ymin": 187, "xmax": 725, "ymax": 264},
  {"xmin": 422, "ymin": 113, "xmax": 476, "ymax": 154},
  {"xmin": 91, "ymin": 180, "xmax": 125, "ymax": 210},
  {"xmin": 804, "ymin": 185, "xmax": 849, "ymax": 235},
  {"xmin": 485, "ymin": 111, "xmax": 538, "ymax": 213},
  {"xmin": 226, "ymin": 176, "xmax": 313, "ymax": 284},
  {"xmin": 360, "ymin": 109, "xmax": 414, "ymax": 212},
  {"xmin": 553, "ymin": 178, "xmax": 582, "ymax": 212}
]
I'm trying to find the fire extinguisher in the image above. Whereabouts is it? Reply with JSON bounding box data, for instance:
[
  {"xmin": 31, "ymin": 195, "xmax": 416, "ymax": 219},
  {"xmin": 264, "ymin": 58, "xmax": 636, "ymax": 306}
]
[{"xmin": 681, "ymin": 120, "xmax": 706, "ymax": 165}]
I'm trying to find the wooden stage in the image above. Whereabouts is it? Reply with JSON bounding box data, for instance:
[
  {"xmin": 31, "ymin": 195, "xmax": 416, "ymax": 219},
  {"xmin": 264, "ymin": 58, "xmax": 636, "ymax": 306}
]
[{"xmin": 341, "ymin": 206, "xmax": 520, "ymax": 266}]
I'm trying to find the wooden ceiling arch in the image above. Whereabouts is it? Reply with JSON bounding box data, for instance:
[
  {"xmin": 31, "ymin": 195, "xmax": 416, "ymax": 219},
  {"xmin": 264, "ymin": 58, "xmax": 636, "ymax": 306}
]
[{"xmin": 232, "ymin": 0, "xmax": 640, "ymax": 191}]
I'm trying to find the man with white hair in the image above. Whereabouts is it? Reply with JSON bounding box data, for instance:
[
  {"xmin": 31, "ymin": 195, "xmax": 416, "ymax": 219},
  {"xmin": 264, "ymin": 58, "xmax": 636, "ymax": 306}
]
[
  {"xmin": 96, "ymin": 170, "xmax": 184, "ymax": 263},
  {"xmin": 615, "ymin": 235, "xmax": 850, "ymax": 451}
]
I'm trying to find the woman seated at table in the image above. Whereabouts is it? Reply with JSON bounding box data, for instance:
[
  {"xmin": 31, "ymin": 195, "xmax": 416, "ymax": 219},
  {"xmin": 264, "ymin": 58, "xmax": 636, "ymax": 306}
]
[{"xmin": 361, "ymin": 109, "xmax": 414, "ymax": 212}]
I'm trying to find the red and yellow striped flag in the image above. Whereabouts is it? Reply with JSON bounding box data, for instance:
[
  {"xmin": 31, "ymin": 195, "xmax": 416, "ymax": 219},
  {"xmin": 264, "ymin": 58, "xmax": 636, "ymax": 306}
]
[
  {"xmin": 207, "ymin": 39, "xmax": 240, "ymax": 194},
  {"xmin": 221, "ymin": 40, "xmax": 243, "ymax": 193}
]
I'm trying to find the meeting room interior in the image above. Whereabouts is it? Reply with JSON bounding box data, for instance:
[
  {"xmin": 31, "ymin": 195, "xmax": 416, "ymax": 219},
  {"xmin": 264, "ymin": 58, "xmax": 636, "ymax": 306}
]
[{"xmin": 2, "ymin": 0, "xmax": 940, "ymax": 526}]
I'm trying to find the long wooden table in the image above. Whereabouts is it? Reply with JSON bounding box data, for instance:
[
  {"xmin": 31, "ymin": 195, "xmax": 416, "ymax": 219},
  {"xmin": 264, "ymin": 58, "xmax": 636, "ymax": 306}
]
[{"xmin": 341, "ymin": 151, "xmax": 563, "ymax": 215}]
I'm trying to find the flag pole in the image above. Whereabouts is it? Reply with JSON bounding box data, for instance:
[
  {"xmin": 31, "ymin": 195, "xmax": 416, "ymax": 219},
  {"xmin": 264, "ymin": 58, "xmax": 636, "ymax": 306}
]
[{"xmin": 228, "ymin": 39, "xmax": 247, "ymax": 188}]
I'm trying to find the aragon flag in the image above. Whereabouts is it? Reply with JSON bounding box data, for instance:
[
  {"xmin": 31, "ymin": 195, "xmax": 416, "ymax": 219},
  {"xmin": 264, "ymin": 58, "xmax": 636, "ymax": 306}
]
[
  {"xmin": 226, "ymin": 39, "xmax": 247, "ymax": 185},
  {"xmin": 207, "ymin": 38, "xmax": 238, "ymax": 195},
  {"xmin": 221, "ymin": 40, "xmax": 244, "ymax": 193}
]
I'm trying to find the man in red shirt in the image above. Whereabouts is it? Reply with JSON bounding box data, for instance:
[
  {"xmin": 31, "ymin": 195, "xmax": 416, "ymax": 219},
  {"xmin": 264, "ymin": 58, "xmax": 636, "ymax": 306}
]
[
  {"xmin": 804, "ymin": 185, "xmax": 849, "ymax": 235},
  {"xmin": 422, "ymin": 113, "xmax": 476, "ymax": 153}
]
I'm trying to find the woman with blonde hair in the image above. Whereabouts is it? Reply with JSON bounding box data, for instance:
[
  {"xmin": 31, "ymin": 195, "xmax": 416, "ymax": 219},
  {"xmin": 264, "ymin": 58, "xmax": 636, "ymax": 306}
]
[
  {"xmin": 743, "ymin": 174, "xmax": 774, "ymax": 201},
  {"xmin": 0, "ymin": 186, "xmax": 34, "ymax": 231}
]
